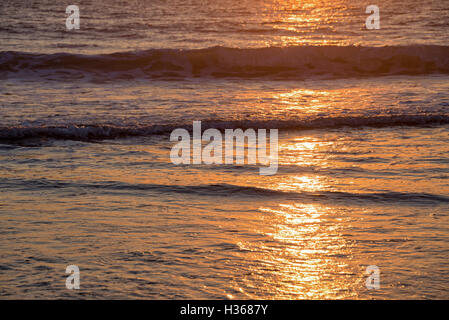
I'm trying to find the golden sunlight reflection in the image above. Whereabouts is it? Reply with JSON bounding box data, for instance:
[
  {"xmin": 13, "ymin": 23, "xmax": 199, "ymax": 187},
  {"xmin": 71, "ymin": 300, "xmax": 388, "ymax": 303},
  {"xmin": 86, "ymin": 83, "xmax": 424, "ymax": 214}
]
[
  {"xmin": 281, "ymin": 136, "xmax": 333, "ymax": 169},
  {"xmin": 273, "ymin": 89, "xmax": 333, "ymax": 114},
  {"xmin": 262, "ymin": 0, "xmax": 353, "ymax": 46}
]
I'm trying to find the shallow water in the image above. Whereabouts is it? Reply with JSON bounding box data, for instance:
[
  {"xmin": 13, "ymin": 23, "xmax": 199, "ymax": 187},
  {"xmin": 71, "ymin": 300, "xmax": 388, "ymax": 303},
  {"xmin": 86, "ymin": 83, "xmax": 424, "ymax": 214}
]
[{"xmin": 0, "ymin": 0, "xmax": 449, "ymax": 299}]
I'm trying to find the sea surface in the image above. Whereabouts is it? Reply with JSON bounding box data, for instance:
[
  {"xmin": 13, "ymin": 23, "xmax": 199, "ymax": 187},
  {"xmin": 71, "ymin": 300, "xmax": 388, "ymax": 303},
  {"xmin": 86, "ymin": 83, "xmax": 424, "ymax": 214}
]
[{"xmin": 0, "ymin": 0, "xmax": 448, "ymax": 299}]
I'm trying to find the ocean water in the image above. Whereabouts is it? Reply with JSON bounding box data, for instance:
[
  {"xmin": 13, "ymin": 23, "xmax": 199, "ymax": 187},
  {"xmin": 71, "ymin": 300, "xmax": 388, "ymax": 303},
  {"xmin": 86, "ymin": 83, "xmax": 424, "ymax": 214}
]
[{"xmin": 0, "ymin": 0, "xmax": 449, "ymax": 299}]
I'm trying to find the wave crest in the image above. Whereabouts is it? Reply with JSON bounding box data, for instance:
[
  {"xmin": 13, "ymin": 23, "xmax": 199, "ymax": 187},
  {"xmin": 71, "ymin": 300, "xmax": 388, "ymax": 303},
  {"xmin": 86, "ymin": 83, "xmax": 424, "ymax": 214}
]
[{"xmin": 1, "ymin": 114, "xmax": 449, "ymax": 142}]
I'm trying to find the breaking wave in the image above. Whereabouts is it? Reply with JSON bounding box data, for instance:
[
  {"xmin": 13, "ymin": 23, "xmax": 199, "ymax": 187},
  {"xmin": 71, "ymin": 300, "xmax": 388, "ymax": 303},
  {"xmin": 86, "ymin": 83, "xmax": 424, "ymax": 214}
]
[{"xmin": 1, "ymin": 45, "xmax": 449, "ymax": 80}]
